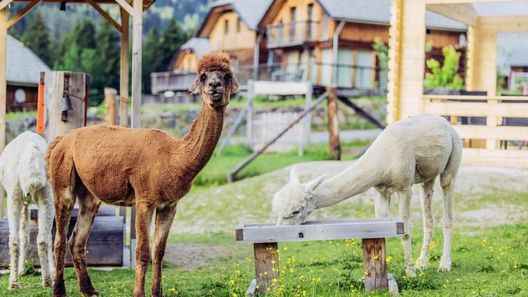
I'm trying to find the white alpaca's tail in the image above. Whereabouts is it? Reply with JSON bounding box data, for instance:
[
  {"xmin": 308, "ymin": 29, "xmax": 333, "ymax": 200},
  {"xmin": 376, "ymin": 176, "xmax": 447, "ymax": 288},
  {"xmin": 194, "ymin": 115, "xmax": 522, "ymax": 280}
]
[{"xmin": 18, "ymin": 143, "xmax": 47, "ymax": 196}]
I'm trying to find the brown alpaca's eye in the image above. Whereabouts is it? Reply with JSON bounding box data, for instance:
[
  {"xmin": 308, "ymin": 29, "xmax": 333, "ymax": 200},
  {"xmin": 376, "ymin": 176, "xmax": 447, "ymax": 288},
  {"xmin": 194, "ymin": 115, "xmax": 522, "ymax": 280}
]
[
  {"xmin": 200, "ymin": 73, "xmax": 207, "ymax": 82},
  {"xmin": 224, "ymin": 73, "xmax": 232, "ymax": 82}
]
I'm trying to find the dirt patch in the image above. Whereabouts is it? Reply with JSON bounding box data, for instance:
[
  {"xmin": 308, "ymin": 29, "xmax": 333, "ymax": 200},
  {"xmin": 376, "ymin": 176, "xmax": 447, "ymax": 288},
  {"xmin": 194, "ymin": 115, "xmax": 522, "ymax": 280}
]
[{"xmin": 163, "ymin": 243, "xmax": 235, "ymax": 270}]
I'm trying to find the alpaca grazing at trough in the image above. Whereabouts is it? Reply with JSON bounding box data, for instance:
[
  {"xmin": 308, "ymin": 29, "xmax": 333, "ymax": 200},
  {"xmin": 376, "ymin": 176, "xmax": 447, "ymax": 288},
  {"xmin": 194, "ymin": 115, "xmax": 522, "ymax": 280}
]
[
  {"xmin": 47, "ymin": 52, "xmax": 239, "ymax": 297},
  {"xmin": 0, "ymin": 131, "xmax": 54, "ymax": 289},
  {"xmin": 272, "ymin": 114, "xmax": 462, "ymax": 275}
]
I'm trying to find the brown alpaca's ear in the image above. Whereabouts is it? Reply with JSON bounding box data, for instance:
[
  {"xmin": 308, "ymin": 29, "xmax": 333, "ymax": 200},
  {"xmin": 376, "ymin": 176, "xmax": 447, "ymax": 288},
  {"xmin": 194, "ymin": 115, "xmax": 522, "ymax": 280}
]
[{"xmin": 230, "ymin": 73, "xmax": 240, "ymax": 94}]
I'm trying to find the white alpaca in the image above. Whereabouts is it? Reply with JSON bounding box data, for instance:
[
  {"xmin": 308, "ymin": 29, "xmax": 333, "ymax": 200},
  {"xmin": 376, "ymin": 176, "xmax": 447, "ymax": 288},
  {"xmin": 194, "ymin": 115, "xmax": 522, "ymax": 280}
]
[
  {"xmin": 0, "ymin": 131, "xmax": 54, "ymax": 289},
  {"xmin": 272, "ymin": 114, "xmax": 462, "ymax": 275}
]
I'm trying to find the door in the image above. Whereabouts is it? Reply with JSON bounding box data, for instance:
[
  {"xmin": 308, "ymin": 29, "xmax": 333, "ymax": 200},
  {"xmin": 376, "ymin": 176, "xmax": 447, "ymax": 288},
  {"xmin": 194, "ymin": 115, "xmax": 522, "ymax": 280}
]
[
  {"xmin": 355, "ymin": 51, "xmax": 374, "ymax": 89},
  {"xmin": 337, "ymin": 48, "xmax": 353, "ymax": 88}
]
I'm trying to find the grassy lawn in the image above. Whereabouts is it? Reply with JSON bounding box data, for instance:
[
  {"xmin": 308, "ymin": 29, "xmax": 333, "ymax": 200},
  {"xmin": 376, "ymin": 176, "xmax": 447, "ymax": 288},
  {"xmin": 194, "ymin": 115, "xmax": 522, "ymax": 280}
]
[{"xmin": 1, "ymin": 224, "xmax": 527, "ymax": 297}]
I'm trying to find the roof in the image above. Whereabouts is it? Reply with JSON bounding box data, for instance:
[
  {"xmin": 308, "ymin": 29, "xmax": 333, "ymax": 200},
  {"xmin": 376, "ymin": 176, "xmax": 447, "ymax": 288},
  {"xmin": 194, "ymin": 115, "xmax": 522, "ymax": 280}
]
[
  {"xmin": 233, "ymin": 0, "xmax": 273, "ymax": 31},
  {"xmin": 7, "ymin": 35, "xmax": 51, "ymax": 86},
  {"xmin": 259, "ymin": 0, "xmax": 466, "ymax": 31},
  {"xmin": 197, "ymin": 0, "xmax": 273, "ymax": 36},
  {"xmin": 180, "ymin": 38, "xmax": 211, "ymax": 57}
]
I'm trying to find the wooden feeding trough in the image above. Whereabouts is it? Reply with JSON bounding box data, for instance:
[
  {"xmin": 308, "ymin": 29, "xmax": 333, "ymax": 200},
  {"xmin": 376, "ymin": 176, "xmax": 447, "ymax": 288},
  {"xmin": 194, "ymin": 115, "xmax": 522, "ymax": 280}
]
[
  {"xmin": 235, "ymin": 218, "xmax": 404, "ymax": 295},
  {"xmin": 0, "ymin": 206, "xmax": 125, "ymax": 267}
]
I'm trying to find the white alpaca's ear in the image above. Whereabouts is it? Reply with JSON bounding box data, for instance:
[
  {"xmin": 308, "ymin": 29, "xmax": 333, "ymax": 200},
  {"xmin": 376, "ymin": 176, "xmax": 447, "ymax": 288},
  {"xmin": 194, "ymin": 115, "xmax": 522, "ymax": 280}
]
[
  {"xmin": 289, "ymin": 166, "xmax": 300, "ymax": 183},
  {"xmin": 304, "ymin": 174, "xmax": 327, "ymax": 192}
]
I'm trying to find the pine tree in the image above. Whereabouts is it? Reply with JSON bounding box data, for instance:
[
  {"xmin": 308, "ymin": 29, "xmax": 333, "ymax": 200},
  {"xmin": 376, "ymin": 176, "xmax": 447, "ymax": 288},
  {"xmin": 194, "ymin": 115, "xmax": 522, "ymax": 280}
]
[
  {"xmin": 21, "ymin": 12, "xmax": 54, "ymax": 66},
  {"xmin": 143, "ymin": 27, "xmax": 163, "ymax": 94},
  {"xmin": 159, "ymin": 19, "xmax": 189, "ymax": 71},
  {"xmin": 96, "ymin": 20, "xmax": 120, "ymax": 90}
]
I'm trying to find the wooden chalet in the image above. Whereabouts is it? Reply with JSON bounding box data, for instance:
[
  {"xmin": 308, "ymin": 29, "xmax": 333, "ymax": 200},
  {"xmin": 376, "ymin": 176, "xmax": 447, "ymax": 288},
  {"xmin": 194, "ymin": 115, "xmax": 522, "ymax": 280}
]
[{"xmin": 6, "ymin": 34, "xmax": 50, "ymax": 112}]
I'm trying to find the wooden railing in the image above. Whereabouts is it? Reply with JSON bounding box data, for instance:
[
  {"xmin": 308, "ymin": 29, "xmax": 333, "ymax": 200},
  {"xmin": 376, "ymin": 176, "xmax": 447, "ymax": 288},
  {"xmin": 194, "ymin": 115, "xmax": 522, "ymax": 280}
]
[
  {"xmin": 422, "ymin": 94, "xmax": 528, "ymax": 168},
  {"xmin": 150, "ymin": 71, "xmax": 196, "ymax": 94},
  {"xmin": 267, "ymin": 21, "xmax": 320, "ymax": 48}
]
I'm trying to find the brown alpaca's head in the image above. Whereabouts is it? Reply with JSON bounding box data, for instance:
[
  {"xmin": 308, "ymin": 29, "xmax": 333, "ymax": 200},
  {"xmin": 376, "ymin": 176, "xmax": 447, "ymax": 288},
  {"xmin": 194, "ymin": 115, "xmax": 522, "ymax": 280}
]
[{"xmin": 190, "ymin": 52, "xmax": 239, "ymax": 109}]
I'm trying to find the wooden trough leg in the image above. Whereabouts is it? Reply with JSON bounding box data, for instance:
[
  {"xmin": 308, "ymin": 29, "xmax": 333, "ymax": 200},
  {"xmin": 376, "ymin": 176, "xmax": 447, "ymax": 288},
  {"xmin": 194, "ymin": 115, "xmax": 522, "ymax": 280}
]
[
  {"xmin": 362, "ymin": 238, "xmax": 388, "ymax": 292},
  {"xmin": 251, "ymin": 242, "xmax": 279, "ymax": 296}
]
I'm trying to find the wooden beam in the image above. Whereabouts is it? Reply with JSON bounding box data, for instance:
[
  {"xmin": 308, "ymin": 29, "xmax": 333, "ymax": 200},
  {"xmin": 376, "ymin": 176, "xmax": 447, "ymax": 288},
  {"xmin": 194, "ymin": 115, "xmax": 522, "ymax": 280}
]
[
  {"xmin": 386, "ymin": 0, "xmax": 403, "ymax": 124},
  {"xmin": 6, "ymin": 0, "xmax": 41, "ymax": 29},
  {"xmin": 115, "ymin": 0, "xmax": 133, "ymax": 16},
  {"xmin": 119, "ymin": 7, "xmax": 129, "ymax": 127},
  {"xmin": 86, "ymin": 0, "xmax": 121, "ymax": 32},
  {"xmin": 130, "ymin": 0, "xmax": 142, "ymax": 128},
  {"xmin": 427, "ymin": 3, "xmax": 477, "ymax": 26},
  {"xmin": 253, "ymin": 243, "xmax": 278, "ymax": 295},
  {"xmin": 0, "ymin": 0, "xmax": 13, "ymax": 11},
  {"xmin": 425, "ymin": 0, "xmax": 528, "ymax": 4},
  {"xmin": 326, "ymin": 86, "xmax": 341, "ymax": 160},
  {"xmin": 363, "ymin": 238, "xmax": 388, "ymax": 292},
  {"xmin": 0, "ymin": 6, "xmax": 7, "ymax": 219}
]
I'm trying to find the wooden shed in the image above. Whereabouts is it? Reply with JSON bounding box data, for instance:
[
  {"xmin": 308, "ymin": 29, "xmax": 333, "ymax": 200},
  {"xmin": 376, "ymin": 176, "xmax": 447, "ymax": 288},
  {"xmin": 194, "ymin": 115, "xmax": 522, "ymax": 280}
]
[{"xmin": 386, "ymin": 0, "xmax": 528, "ymax": 168}]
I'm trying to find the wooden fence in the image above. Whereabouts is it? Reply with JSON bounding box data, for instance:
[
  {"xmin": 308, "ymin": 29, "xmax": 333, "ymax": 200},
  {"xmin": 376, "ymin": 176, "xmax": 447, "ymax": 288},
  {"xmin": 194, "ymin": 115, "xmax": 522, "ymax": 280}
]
[
  {"xmin": 251, "ymin": 111, "xmax": 303, "ymax": 152},
  {"xmin": 423, "ymin": 94, "xmax": 528, "ymax": 168}
]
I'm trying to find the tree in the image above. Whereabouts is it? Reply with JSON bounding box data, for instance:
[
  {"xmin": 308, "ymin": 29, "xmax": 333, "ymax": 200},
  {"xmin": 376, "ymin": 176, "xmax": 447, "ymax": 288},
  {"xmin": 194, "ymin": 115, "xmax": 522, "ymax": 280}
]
[
  {"xmin": 56, "ymin": 18, "xmax": 97, "ymax": 69},
  {"xmin": 424, "ymin": 45, "xmax": 464, "ymax": 90},
  {"xmin": 158, "ymin": 19, "xmax": 189, "ymax": 71},
  {"xmin": 372, "ymin": 38, "xmax": 389, "ymax": 70},
  {"xmin": 21, "ymin": 12, "xmax": 54, "ymax": 66},
  {"xmin": 143, "ymin": 27, "xmax": 164, "ymax": 94},
  {"xmin": 96, "ymin": 20, "xmax": 120, "ymax": 90}
]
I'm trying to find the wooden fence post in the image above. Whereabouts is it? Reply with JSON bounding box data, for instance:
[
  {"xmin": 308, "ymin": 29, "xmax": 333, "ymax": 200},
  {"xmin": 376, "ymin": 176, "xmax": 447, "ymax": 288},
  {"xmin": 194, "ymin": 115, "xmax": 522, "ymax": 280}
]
[
  {"xmin": 326, "ymin": 86, "xmax": 341, "ymax": 160},
  {"xmin": 104, "ymin": 88, "xmax": 118, "ymax": 125},
  {"xmin": 44, "ymin": 71, "xmax": 88, "ymax": 142},
  {"xmin": 362, "ymin": 238, "xmax": 388, "ymax": 292},
  {"xmin": 254, "ymin": 242, "xmax": 279, "ymax": 295}
]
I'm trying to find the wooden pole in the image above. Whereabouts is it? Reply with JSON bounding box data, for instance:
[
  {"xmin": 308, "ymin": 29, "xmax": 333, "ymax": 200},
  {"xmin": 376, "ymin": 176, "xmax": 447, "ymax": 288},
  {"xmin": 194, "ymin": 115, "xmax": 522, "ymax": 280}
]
[
  {"xmin": 326, "ymin": 87, "xmax": 341, "ymax": 160},
  {"xmin": 36, "ymin": 72, "xmax": 45, "ymax": 134},
  {"xmin": 254, "ymin": 242, "xmax": 279, "ymax": 295},
  {"xmin": 119, "ymin": 8, "xmax": 129, "ymax": 127},
  {"xmin": 362, "ymin": 238, "xmax": 388, "ymax": 292},
  {"xmin": 130, "ymin": 0, "xmax": 142, "ymax": 129},
  {"xmin": 0, "ymin": 6, "xmax": 7, "ymax": 219},
  {"xmin": 104, "ymin": 88, "xmax": 118, "ymax": 125},
  {"xmin": 44, "ymin": 72, "xmax": 88, "ymax": 142}
]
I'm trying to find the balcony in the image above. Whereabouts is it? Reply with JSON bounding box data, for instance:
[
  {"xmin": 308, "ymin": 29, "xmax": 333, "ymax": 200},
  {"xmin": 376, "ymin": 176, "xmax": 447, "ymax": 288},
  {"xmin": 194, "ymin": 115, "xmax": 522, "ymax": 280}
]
[
  {"xmin": 266, "ymin": 21, "xmax": 320, "ymax": 48},
  {"xmin": 151, "ymin": 71, "xmax": 196, "ymax": 94}
]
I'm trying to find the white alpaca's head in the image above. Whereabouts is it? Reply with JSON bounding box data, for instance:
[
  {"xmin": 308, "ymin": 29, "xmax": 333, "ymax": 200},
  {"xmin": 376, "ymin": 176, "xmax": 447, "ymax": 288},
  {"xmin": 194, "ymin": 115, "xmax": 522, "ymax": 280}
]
[{"xmin": 272, "ymin": 167, "xmax": 326, "ymax": 225}]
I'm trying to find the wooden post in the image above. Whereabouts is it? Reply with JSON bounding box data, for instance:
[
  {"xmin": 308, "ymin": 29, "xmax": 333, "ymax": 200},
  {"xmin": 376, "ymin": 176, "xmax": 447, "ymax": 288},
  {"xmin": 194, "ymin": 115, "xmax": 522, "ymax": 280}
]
[
  {"xmin": 36, "ymin": 72, "xmax": 45, "ymax": 134},
  {"xmin": 246, "ymin": 81, "xmax": 254, "ymax": 151},
  {"xmin": 0, "ymin": 6, "xmax": 8, "ymax": 219},
  {"xmin": 119, "ymin": 8, "xmax": 129, "ymax": 127},
  {"xmin": 326, "ymin": 87, "xmax": 341, "ymax": 160},
  {"xmin": 104, "ymin": 88, "xmax": 118, "ymax": 125},
  {"xmin": 362, "ymin": 238, "xmax": 388, "ymax": 292},
  {"xmin": 130, "ymin": 0, "xmax": 142, "ymax": 129},
  {"xmin": 254, "ymin": 242, "xmax": 279, "ymax": 295},
  {"xmin": 44, "ymin": 72, "xmax": 88, "ymax": 142}
]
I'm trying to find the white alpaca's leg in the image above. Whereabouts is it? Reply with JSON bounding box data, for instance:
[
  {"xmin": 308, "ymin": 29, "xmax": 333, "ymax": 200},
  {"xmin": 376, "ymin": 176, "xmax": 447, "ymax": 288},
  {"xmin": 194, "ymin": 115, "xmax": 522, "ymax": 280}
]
[
  {"xmin": 416, "ymin": 180, "xmax": 435, "ymax": 270},
  {"xmin": 374, "ymin": 190, "xmax": 390, "ymax": 218},
  {"xmin": 7, "ymin": 188, "xmax": 22, "ymax": 289},
  {"xmin": 398, "ymin": 189, "xmax": 416, "ymax": 277},
  {"xmin": 37, "ymin": 188, "xmax": 54, "ymax": 287},
  {"xmin": 439, "ymin": 179, "xmax": 455, "ymax": 272},
  {"xmin": 17, "ymin": 203, "xmax": 29, "ymax": 276}
]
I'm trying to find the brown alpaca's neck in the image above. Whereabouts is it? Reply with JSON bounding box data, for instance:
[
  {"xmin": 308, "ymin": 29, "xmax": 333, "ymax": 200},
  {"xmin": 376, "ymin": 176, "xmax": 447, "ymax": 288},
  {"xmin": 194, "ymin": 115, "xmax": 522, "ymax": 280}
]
[{"xmin": 178, "ymin": 101, "xmax": 224, "ymax": 180}]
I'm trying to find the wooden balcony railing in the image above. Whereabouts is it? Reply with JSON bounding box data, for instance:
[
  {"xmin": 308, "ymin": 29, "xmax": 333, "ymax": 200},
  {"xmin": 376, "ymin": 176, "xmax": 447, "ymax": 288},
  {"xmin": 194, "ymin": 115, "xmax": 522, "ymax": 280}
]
[
  {"xmin": 422, "ymin": 94, "xmax": 528, "ymax": 168},
  {"xmin": 266, "ymin": 21, "xmax": 320, "ymax": 48},
  {"xmin": 151, "ymin": 71, "xmax": 196, "ymax": 94}
]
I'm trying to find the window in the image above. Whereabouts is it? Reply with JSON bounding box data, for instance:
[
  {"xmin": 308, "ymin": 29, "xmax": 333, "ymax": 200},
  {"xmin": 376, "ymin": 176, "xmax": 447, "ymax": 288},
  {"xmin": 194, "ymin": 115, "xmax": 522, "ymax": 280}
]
[
  {"xmin": 14, "ymin": 88, "xmax": 26, "ymax": 103},
  {"xmin": 224, "ymin": 19, "xmax": 229, "ymax": 35},
  {"xmin": 307, "ymin": 4, "xmax": 314, "ymax": 39},
  {"xmin": 237, "ymin": 17, "xmax": 241, "ymax": 33}
]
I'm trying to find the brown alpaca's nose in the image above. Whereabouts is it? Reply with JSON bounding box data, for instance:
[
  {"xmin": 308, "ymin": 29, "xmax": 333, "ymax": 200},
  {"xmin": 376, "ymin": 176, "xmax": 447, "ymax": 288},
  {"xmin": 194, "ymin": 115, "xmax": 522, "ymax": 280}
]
[{"xmin": 208, "ymin": 78, "xmax": 223, "ymax": 92}]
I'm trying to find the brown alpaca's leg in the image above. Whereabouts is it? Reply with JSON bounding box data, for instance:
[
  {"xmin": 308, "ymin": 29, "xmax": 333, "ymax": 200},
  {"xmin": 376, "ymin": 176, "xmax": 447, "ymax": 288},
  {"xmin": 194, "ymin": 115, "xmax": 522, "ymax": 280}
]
[
  {"xmin": 151, "ymin": 206, "xmax": 177, "ymax": 297},
  {"xmin": 133, "ymin": 204, "xmax": 154, "ymax": 297},
  {"xmin": 69, "ymin": 191, "xmax": 101, "ymax": 297},
  {"xmin": 53, "ymin": 190, "xmax": 75, "ymax": 297}
]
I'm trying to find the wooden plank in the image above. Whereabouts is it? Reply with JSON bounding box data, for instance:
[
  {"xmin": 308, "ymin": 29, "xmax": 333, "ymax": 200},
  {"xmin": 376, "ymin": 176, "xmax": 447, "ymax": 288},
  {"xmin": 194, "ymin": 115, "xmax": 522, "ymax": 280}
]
[
  {"xmin": 0, "ymin": 0, "xmax": 13, "ymax": 10},
  {"xmin": 236, "ymin": 219, "xmax": 404, "ymax": 243},
  {"xmin": 426, "ymin": 3, "xmax": 477, "ymax": 26},
  {"xmin": 425, "ymin": 0, "xmax": 526, "ymax": 4},
  {"xmin": 252, "ymin": 81, "xmax": 311, "ymax": 95},
  {"xmin": 454, "ymin": 125, "xmax": 528, "ymax": 142},
  {"xmin": 423, "ymin": 95, "xmax": 528, "ymax": 102},
  {"xmin": 462, "ymin": 148, "xmax": 528, "ymax": 169},
  {"xmin": 119, "ymin": 7, "xmax": 129, "ymax": 127},
  {"xmin": 254, "ymin": 242, "xmax": 278, "ymax": 295},
  {"xmin": 130, "ymin": 0, "xmax": 142, "ymax": 128},
  {"xmin": 326, "ymin": 87, "xmax": 341, "ymax": 160},
  {"xmin": 85, "ymin": 0, "xmax": 121, "ymax": 32},
  {"xmin": 104, "ymin": 87, "xmax": 118, "ymax": 125},
  {"xmin": 423, "ymin": 101, "xmax": 528, "ymax": 118},
  {"xmin": 362, "ymin": 238, "xmax": 388, "ymax": 291},
  {"xmin": 114, "ymin": 0, "xmax": 133, "ymax": 16},
  {"xmin": 0, "ymin": 7, "xmax": 7, "ymax": 219},
  {"xmin": 6, "ymin": 0, "xmax": 41, "ymax": 29}
]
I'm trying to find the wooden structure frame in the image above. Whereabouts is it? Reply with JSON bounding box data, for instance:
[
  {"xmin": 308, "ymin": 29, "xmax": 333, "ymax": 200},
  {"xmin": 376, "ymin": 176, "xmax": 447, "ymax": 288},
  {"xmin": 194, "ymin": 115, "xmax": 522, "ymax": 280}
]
[
  {"xmin": 236, "ymin": 218, "xmax": 403, "ymax": 295},
  {"xmin": 386, "ymin": 0, "xmax": 528, "ymax": 168}
]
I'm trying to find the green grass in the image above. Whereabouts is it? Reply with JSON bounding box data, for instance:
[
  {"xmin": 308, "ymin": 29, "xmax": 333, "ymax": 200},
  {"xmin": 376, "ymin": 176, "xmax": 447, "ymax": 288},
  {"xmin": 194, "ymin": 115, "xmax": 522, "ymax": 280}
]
[
  {"xmin": 193, "ymin": 141, "xmax": 368, "ymax": 187},
  {"xmin": 6, "ymin": 111, "xmax": 36, "ymax": 121},
  {"xmin": 2, "ymin": 224, "xmax": 527, "ymax": 297}
]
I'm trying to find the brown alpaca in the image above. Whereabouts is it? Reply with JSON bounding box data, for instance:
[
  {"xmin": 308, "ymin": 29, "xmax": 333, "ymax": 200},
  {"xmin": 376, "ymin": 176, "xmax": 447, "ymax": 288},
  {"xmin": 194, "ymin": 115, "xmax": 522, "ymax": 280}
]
[{"xmin": 46, "ymin": 52, "xmax": 238, "ymax": 297}]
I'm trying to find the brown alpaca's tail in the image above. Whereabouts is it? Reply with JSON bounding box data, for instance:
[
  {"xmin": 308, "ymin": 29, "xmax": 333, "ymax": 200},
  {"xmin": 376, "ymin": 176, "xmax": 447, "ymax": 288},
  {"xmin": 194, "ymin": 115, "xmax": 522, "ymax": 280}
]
[{"xmin": 45, "ymin": 136, "xmax": 64, "ymax": 180}]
